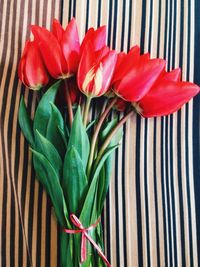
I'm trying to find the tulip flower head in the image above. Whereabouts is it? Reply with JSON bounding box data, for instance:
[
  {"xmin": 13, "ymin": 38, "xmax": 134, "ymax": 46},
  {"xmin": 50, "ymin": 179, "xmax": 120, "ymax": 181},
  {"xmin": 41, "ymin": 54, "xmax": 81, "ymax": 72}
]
[
  {"xmin": 18, "ymin": 40, "xmax": 49, "ymax": 90},
  {"xmin": 111, "ymin": 46, "xmax": 200, "ymax": 117},
  {"xmin": 77, "ymin": 42, "xmax": 117, "ymax": 97},
  {"xmin": 112, "ymin": 46, "xmax": 166, "ymax": 102},
  {"xmin": 31, "ymin": 18, "xmax": 80, "ymax": 79},
  {"xmin": 80, "ymin": 25, "xmax": 107, "ymax": 54},
  {"xmin": 136, "ymin": 68, "xmax": 200, "ymax": 117}
]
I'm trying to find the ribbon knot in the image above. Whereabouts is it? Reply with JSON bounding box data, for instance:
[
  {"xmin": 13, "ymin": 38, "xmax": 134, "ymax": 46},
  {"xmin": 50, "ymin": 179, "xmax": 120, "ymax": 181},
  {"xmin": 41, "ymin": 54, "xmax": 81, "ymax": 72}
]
[{"xmin": 64, "ymin": 214, "xmax": 111, "ymax": 267}]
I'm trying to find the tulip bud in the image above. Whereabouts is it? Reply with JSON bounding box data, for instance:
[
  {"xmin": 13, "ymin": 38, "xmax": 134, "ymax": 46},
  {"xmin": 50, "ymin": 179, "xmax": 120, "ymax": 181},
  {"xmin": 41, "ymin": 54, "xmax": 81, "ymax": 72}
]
[
  {"xmin": 31, "ymin": 18, "xmax": 80, "ymax": 79},
  {"xmin": 136, "ymin": 69, "xmax": 200, "ymax": 117},
  {"xmin": 112, "ymin": 46, "xmax": 166, "ymax": 102},
  {"xmin": 77, "ymin": 42, "xmax": 117, "ymax": 97},
  {"xmin": 80, "ymin": 25, "xmax": 107, "ymax": 54},
  {"xmin": 18, "ymin": 40, "xmax": 49, "ymax": 90}
]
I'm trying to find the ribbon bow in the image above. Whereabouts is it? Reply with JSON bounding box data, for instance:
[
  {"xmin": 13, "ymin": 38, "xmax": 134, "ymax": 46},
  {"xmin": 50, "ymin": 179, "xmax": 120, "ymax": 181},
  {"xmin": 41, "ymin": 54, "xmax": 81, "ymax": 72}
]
[{"xmin": 64, "ymin": 214, "xmax": 111, "ymax": 267}]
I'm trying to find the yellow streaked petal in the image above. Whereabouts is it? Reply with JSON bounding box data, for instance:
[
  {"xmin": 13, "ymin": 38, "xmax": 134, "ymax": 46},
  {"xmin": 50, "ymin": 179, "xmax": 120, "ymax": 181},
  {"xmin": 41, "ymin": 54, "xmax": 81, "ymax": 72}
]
[
  {"xmin": 94, "ymin": 63, "xmax": 103, "ymax": 95},
  {"xmin": 82, "ymin": 66, "xmax": 95, "ymax": 93}
]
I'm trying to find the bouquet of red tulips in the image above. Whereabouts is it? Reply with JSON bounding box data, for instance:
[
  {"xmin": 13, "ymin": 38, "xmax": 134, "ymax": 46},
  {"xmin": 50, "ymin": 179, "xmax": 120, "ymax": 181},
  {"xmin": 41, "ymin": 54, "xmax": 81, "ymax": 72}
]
[{"xmin": 18, "ymin": 18, "xmax": 199, "ymax": 267}]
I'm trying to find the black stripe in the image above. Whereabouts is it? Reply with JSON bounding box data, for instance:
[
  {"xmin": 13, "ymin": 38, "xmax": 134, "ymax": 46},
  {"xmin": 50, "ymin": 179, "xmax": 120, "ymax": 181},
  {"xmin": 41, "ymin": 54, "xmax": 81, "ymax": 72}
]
[
  {"xmin": 120, "ymin": 0, "xmax": 125, "ymax": 51},
  {"xmin": 140, "ymin": 0, "xmax": 147, "ymax": 53},
  {"xmin": 157, "ymin": 0, "xmax": 162, "ymax": 57},
  {"xmin": 97, "ymin": 0, "xmax": 102, "ymax": 27},
  {"xmin": 73, "ymin": 0, "xmax": 76, "ymax": 17},
  {"xmin": 1, "ymin": 135, "xmax": 7, "ymax": 267},
  {"xmin": 136, "ymin": 115, "xmax": 143, "ymax": 267},
  {"xmin": 68, "ymin": 0, "xmax": 72, "ymax": 22},
  {"xmin": 122, "ymin": 121, "xmax": 127, "ymax": 266},
  {"xmin": 148, "ymin": 0, "xmax": 153, "ymax": 52},
  {"xmin": 177, "ymin": 110, "xmax": 186, "ymax": 267},
  {"xmin": 144, "ymin": 119, "xmax": 151, "ymax": 266},
  {"xmin": 106, "ymin": 189, "xmax": 111, "ymax": 261},
  {"xmin": 115, "ymin": 148, "xmax": 120, "ymax": 266},
  {"xmin": 107, "ymin": 0, "xmax": 113, "ymax": 48},
  {"xmin": 127, "ymin": 0, "xmax": 132, "ymax": 51},
  {"xmin": 169, "ymin": 115, "xmax": 178, "ymax": 267},
  {"xmin": 161, "ymin": 117, "xmax": 168, "ymax": 266},
  {"xmin": 36, "ymin": 185, "xmax": 43, "ymax": 266},
  {"xmin": 153, "ymin": 118, "xmax": 161, "ymax": 267},
  {"xmin": 85, "ymin": 0, "xmax": 90, "ymax": 31},
  {"xmin": 163, "ymin": 0, "xmax": 168, "ymax": 60},
  {"xmin": 193, "ymin": 0, "xmax": 200, "ymax": 265}
]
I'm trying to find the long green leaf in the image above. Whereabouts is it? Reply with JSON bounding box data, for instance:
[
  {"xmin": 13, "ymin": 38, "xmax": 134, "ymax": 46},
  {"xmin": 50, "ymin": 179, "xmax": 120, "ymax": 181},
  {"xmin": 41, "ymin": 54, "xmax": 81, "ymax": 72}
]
[
  {"xmin": 18, "ymin": 97, "xmax": 34, "ymax": 147},
  {"xmin": 35, "ymin": 130, "xmax": 62, "ymax": 178},
  {"xmin": 31, "ymin": 149, "xmax": 69, "ymax": 227},
  {"xmin": 67, "ymin": 106, "xmax": 90, "ymax": 170},
  {"xmin": 97, "ymin": 118, "xmax": 123, "ymax": 213},
  {"xmin": 63, "ymin": 146, "xmax": 88, "ymax": 214},
  {"xmin": 100, "ymin": 117, "xmax": 123, "ymax": 147},
  {"xmin": 46, "ymin": 102, "xmax": 67, "ymax": 158},
  {"xmin": 33, "ymin": 80, "xmax": 61, "ymax": 136},
  {"xmin": 80, "ymin": 145, "xmax": 119, "ymax": 227},
  {"xmin": 97, "ymin": 157, "xmax": 112, "ymax": 214}
]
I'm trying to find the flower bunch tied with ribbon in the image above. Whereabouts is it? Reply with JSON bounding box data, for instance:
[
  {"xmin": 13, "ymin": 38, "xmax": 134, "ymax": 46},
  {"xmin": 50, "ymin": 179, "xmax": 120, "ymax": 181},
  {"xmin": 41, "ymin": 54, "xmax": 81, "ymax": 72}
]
[{"xmin": 18, "ymin": 18, "xmax": 199, "ymax": 267}]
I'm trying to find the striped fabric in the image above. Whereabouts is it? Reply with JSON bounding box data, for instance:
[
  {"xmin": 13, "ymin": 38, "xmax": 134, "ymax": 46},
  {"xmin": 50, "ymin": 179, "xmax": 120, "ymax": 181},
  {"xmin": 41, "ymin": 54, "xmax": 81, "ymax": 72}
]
[{"xmin": 0, "ymin": 0, "xmax": 199, "ymax": 266}]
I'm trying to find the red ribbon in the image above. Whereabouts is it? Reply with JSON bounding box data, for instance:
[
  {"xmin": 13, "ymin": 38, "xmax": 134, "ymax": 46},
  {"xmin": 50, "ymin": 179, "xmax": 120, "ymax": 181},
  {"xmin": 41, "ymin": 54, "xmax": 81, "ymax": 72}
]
[{"xmin": 64, "ymin": 214, "xmax": 111, "ymax": 267}]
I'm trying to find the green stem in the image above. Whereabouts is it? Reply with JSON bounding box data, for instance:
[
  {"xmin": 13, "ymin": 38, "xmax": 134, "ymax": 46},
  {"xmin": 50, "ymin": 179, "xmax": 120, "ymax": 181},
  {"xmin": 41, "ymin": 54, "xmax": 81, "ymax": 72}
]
[
  {"xmin": 83, "ymin": 97, "xmax": 92, "ymax": 127},
  {"xmin": 64, "ymin": 79, "xmax": 73, "ymax": 128},
  {"xmin": 86, "ymin": 97, "xmax": 118, "ymax": 177},
  {"xmin": 93, "ymin": 110, "xmax": 133, "ymax": 170}
]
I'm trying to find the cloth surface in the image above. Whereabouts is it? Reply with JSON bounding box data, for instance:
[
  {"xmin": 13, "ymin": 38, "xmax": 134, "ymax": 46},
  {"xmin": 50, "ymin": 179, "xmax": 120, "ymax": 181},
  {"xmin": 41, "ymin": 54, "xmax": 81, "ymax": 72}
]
[{"xmin": 0, "ymin": 0, "xmax": 200, "ymax": 266}]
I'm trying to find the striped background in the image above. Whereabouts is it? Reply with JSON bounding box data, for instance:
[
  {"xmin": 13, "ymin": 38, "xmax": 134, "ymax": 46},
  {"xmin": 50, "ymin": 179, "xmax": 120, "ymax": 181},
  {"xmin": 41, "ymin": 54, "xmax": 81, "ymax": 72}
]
[{"xmin": 0, "ymin": 0, "xmax": 200, "ymax": 266}]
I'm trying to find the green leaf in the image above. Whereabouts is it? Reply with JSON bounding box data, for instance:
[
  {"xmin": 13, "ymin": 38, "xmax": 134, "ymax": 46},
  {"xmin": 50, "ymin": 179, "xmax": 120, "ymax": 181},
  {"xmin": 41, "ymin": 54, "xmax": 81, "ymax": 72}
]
[
  {"xmin": 63, "ymin": 146, "xmax": 88, "ymax": 214},
  {"xmin": 96, "ymin": 117, "xmax": 123, "ymax": 213},
  {"xmin": 67, "ymin": 106, "xmax": 90, "ymax": 170},
  {"xmin": 100, "ymin": 117, "xmax": 123, "ymax": 147},
  {"xmin": 46, "ymin": 103, "xmax": 67, "ymax": 158},
  {"xmin": 60, "ymin": 231, "xmax": 74, "ymax": 267},
  {"xmin": 31, "ymin": 149, "xmax": 69, "ymax": 227},
  {"xmin": 97, "ymin": 156, "xmax": 112, "ymax": 214},
  {"xmin": 35, "ymin": 130, "xmax": 62, "ymax": 178},
  {"xmin": 86, "ymin": 118, "xmax": 97, "ymax": 131},
  {"xmin": 33, "ymin": 80, "xmax": 61, "ymax": 136},
  {"xmin": 80, "ymin": 145, "xmax": 119, "ymax": 227},
  {"xmin": 18, "ymin": 97, "xmax": 34, "ymax": 147},
  {"xmin": 58, "ymin": 125, "xmax": 68, "ymax": 148}
]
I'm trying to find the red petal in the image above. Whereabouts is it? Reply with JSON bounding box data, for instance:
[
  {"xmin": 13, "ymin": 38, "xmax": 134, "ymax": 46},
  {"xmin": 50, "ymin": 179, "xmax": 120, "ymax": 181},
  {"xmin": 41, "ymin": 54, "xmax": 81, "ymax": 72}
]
[
  {"xmin": 23, "ymin": 41, "xmax": 49, "ymax": 88},
  {"xmin": 114, "ymin": 58, "xmax": 166, "ymax": 101},
  {"xmin": 52, "ymin": 19, "xmax": 64, "ymax": 42},
  {"xmin": 18, "ymin": 40, "xmax": 31, "ymax": 84},
  {"xmin": 80, "ymin": 28, "xmax": 95, "ymax": 54},
  {"xmin": 112, "ymin": 46, "xmax": 140, "ymax": 83},
  {"xmin": 77, "ymin": 41, "xmax": 96, "ymax": 90},
  {"xmin": 94, "ymin": 46, "xmax": 110, "ymax": 63},
  {"xmin": 61, "ymin": 18, "xmax": 80, "ymax": 73},
  {"xmin": 92, "ymin": 25, "xmax": 107, "ymax": 50},
  {"xmin": 139, "ymin": 81, "xmax": 199, "ymax": 117},
  {"xmin": 80, "ymin": 25, "xmax": 106, "ymax": 54},
  {"xmin": 99, "ymin": 50, "xmax": 117, "ymax": 95},
  {"xmin": 31, "ymin": 25, "xmax": 68, "ymax": 78},
  {"xmin": 163, "ymin": 68, "xmax": 181, "ymax": 82}
]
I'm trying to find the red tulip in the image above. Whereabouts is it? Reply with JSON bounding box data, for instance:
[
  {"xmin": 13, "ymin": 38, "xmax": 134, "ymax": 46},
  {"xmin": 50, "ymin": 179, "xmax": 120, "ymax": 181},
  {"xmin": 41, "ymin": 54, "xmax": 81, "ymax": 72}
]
[
  {"xmin": 80, "ymin": 25, "xmax": 106, "ymax": 54},
  {"xmin": 31, "ymin": 18, "xmax": 80, "ymax": 79},
  {"xmin": 18, "ymin": 40, "xmax": 49, "ymax": 90},
  {"xmin": 135, "ymin": 69, "xmax": 200, "ymax": 117},
  {"xmin": 77, "ymin": 42, "xmax": 117, "ymax": 97},
  {"xmin": 112, "ymin": 46, "xmax": 166, "ymax": 102}
]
